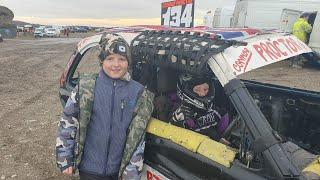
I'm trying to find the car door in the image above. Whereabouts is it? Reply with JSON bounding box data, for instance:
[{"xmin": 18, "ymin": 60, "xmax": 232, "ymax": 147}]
[
  {"xmin": 59, "ymin": 45, "xmax": 100, "ymax": 106},
  {"xmin": 143, "ymin": 133, "xmax": 225, "ymax": 180}
]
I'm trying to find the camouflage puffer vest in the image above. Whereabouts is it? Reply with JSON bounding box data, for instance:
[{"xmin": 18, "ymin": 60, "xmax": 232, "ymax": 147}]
[{"xmin": 75, "ymin": 73, "xmax": 154, "ymax": 177}]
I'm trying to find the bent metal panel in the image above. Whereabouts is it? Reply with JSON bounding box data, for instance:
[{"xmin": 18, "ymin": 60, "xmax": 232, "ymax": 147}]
[{"xmin": 224, "ymin": 35, "xmax": 312, "ymax": 76}]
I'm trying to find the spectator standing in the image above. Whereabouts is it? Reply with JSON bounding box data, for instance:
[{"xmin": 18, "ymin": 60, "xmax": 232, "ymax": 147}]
[
  {"xmin": 291, "ymin": 12, "xmax": 313, "ymax": 68},
  {"xmin": 56, "ymin": 33, "xmax": 154, "ymax": 180},
  {"xmin": 66, "ymin": 28, "xmax": 70, "ymax": 38},
  {"xmin": 203, "ymin": 10, "xmax": 213, "ymax": 28}
]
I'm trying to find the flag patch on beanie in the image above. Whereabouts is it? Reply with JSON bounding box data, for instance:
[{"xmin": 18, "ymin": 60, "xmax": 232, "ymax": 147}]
[
  {"xmin": 118, "ymin": 45, "xmax": 126, "ymax": 53},
  {"xmin": 98, "ymin": 33, "xmax": 131, "ymax": 63}
]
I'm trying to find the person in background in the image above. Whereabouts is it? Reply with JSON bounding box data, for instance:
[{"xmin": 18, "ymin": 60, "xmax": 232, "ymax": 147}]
[
  {"xmin": 66, "ymin": 28, "xmax": 70, "ymax": 38},
  {"xmin": 291, "ymin": 12, "xmax": 313, "ymax": 68},
  {"xmin": 203, "ymin": 10, "xmax": 214, "ymax": 28},
  {"xmin": 56, "ymin": 33, "xmax": 154, "ymax": 180}
]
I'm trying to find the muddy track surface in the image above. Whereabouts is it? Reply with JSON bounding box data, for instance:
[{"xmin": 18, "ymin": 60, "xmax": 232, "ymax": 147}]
[
  {"xmin": 239, "ymin": 60, "xmax": 320, "ymax": 92},
  {"xmin": 0, "ymin": 37, "xmax": 320, "ymax": 180},
  {"xmin": 0, "ymin": 38, "xmax": 80, "ymax": 180}
]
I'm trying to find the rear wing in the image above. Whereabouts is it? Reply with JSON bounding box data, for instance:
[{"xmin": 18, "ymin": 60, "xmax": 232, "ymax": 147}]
[{"xmin": 223, "ymin": 33, "xmax": 312, "ymax": 76}]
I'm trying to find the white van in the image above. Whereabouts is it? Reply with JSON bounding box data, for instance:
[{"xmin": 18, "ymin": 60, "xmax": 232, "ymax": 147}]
[
  {"xmin": 231, "ymin": 0, "xmax": 320, "ymax": 54},
  {"xmin": 280, "ymin": 8, "xmax": 302, "ymax": 33},
  {"xmin": 212, "ymin": 7, "xmax": 234, "ymax": 28},
  {"xmin": 232, "ymin": 0, "xmax": 320, "ymax": 29},
  {"xmin": 309, "ymin": 12, "xmax": 320, "ymax": 54},
  {"xmin": 280, "ymin": 9, "xmax": 320, "ymax": 54}
]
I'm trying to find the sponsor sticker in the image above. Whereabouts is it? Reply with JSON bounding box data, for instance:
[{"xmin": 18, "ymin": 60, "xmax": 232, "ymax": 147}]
[
  {"xmin": 224, "ymin": 35, "xmax": 312, "ymax": 76},
  {"xmin": 141, "ymin": 164, "xmax": 170, "ymax": 180},
  {"xmin": 161, "ymin": 0, "xmax": 195, "ymax": 28}
]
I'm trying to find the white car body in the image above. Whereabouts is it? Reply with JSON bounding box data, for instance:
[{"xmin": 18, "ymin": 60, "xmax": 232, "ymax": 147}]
[
  {"xmin": 75, "ymin": 30, "xmax": 313, "ymax": 180},
  {"xmin": 34, "ymin": 28, "xmax": 45, "ymax": 37},
  {"xmin": 76, "ymin": 32, "xmax": 312, "ymax": 74},
  {"xmin": 45, "ymin": 28, "xmax": 60, "ymax": 37}
]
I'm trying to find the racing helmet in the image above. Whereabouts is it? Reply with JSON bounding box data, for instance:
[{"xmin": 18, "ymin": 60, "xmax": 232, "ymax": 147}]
[{"xmin": 177, "ymin": 74, "xmax": 215, "ymax": 110}]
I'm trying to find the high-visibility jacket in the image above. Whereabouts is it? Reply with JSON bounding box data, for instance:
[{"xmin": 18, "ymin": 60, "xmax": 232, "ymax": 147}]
[{"xmin": 292, "ymin": 18, "xmax": 313, "ymax": 43}]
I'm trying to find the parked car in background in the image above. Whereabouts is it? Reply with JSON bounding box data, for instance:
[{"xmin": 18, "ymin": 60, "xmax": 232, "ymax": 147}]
[
  {"xmin": 0, "ymin": 33, "xmax": 3, "ymax": 42},
  {"xmin": 45, "ymin": 28, "xmax": 60, "ymax": 37},
  {"xmin": 96, "ymin": 27, "xmax": 105, "ymax": 32},
  {"xmin": 16, "ymin": 26, "xmax": 24, "ymax": 32},
  {"xmin": 23, "ymin": 24, "xmax": 33, "ymax": 32},
  {"xmin": 34, "ymin": 28, "xmax": 45, "ymax": 38},
  {"xmin": 68, "ymin": 27, "xmax": 75, "ymax": 33},
  {"xmin": 75, "ymin": 27, "xmax": 88, "ymax": 33}
]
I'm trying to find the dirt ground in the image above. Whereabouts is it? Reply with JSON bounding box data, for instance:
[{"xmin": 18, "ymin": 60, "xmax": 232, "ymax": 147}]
[
  {"xmin": 239, "ymin": 60, "xmax": 320, "ymax": 92},
  {"xmin": 0, "ymin": 34, "xmax": 320, "ymax": 180},
  {"xmin": 0, "ymin": 36, "xmax": 81, "ymax": 180}
]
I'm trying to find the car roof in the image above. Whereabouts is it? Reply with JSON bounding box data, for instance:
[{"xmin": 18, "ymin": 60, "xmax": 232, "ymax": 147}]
[{"xmin": 76, "ymin": 25, "xmax": 312, "ymax": 78}]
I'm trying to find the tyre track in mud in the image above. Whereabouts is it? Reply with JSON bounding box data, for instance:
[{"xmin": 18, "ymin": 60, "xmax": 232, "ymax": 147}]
[
  {"xmin": 0, "ymin": 67, "xmax": 62, "ymax": 123},
  {"xmin": 0, "ymin": 44, "xmax": 64, "ymax": 120},
  {"xmin": 0, "ymin": 40, "xmax": 71, "ymax": 114},
  {"xmin": 0, "ymin": 38, "xmax": 78, "ymax": 180},
  {"xmin": 0, "ymin": 40, "xmax": 73, "ymax": 90}
]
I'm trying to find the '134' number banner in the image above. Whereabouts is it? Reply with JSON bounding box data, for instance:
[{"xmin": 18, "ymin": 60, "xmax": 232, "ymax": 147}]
[{"xmin": 161, "ymin": 0, "xmax": 195, "ymax": 28}]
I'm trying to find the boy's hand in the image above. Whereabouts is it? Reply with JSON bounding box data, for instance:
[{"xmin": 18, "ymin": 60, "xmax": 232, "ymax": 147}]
[{"xmin": 62, "ymin": 167, "xmax": 73, "ymax": 175}]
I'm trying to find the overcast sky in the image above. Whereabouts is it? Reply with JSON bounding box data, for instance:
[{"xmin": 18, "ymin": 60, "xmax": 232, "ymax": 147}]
[{"xmin": 0, "ymin": 0, "xmax": 236, "ymax": 26}]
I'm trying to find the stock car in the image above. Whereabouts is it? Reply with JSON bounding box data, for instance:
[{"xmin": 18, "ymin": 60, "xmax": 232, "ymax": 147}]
[{"xmin": 59, "ymin": 26, "xmax": 320, "ymax": 180}]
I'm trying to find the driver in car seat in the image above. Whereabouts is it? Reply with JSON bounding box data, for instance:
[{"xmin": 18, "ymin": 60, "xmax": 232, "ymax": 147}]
[{"xmin": 170, "ymin": 74, "xmax": 230, "ymax": 140}]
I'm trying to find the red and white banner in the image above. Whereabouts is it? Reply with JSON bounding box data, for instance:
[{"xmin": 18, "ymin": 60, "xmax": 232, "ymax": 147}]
[{"xmin": 223, "ymin": 34, "xmax": 313, "ymax": 76}]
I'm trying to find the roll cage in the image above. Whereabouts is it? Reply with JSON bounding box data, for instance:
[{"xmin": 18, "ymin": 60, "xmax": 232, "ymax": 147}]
[{"xmin": 130, "ymin": 30, "xmax": 302, "ymax": 179}]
